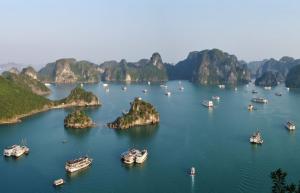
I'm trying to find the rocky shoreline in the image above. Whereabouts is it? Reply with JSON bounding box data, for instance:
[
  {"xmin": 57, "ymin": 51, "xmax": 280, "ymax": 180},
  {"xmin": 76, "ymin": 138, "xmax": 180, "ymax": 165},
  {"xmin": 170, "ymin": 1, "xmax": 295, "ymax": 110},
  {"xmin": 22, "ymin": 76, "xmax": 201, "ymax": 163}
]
[{"xmin": 108, "ymin": 98, "xmax": 159, "ymax": 129}]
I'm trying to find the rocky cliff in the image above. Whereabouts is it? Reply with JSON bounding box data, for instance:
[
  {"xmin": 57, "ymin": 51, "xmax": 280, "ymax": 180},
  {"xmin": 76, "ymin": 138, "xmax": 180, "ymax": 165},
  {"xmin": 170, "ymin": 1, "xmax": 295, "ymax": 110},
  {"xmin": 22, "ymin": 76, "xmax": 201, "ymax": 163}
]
[
  {"xmin": 100, "ymin": 53, "xmax": 168, "ymax": 82},
  {"xmin": 64, "ymin": 110, "xmax": 94, "ymax": 129},
  {"xmin": 167, "ymin": 49, "xmax": 251, "ymax": 85},
  {"xmin": 21, "ymin": 66, "xmax": 38, "ymax": 79},
  {"xmin": 38, "ymin": 58, "xmax": 101, "ymax": 83},
  {"xmin": 285, "ymin": 65, "xmax": 300, "ymax": 88},
  {"xmin": 254, "ymin": 71, "xmax": 281, "ymax": 87},
  {"xmin": 255, "ymin": 57, "xmax": 300, "ymax": 82},
  {"xmin": 108, "ymin": 98, "xmax": 159, "ymax": 129}
]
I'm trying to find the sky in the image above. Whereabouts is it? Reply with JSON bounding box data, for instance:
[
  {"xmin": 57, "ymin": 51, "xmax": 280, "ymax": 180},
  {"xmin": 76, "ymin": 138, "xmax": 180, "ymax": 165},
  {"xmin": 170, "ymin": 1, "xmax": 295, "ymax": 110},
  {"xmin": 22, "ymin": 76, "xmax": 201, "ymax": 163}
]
[{"xmin": 0, "ymin": 0, "xmax": 300, "ymax": 68}]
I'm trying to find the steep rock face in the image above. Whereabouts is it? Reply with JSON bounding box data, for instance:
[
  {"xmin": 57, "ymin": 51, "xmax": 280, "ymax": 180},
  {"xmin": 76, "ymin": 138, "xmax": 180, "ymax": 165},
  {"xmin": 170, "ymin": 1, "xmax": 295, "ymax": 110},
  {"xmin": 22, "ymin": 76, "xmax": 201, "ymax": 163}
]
[
  {"xmin": 8, "ymin": 67, "xmax": 20, "ymax": 74},
  {"xmin": 100, "ymin": 53, "xmax": 168, "ymax": 82},
  {"xmin": 56, "ymin": 87, "xmax": 101, "ymax": 107},
  {"xmin": 256, "ymin": 57, "xmax": 300, "ymax": 81},
  {"xmin": 38, "ymin": 58, "xmax": 100, "ymax": 83},
  {"xmin": 21, "ymin": 66, "xmax": 38, "ymax": 79},
  {"xmin": 108, "ymin": 98, "xmax": 159, "ymax": 129},
  {"xmin": 64, "ymin": 110, "xmax": 94, "ymax": 129},
  {"xmin": 285, "ymin": 65, "xmax": 300, "ymax": 88},
  {"xmin": 2, "ymin": 71, "xmax": 50, "ymax": 95},
  {"xmin": 167, "ymin": 49, "xmax": 250, "ymax": 85},
  {"xmin": 254, "ymin": 71, "xmax": 280, "ymax": 87}
]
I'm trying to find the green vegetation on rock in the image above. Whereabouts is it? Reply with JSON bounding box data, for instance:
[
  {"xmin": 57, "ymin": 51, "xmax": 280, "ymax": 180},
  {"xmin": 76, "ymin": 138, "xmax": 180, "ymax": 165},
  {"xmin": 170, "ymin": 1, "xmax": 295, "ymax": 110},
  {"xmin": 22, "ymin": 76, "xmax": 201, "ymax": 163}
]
[
  {"xmin": 64, "ymin": 110, "xmax": 94, "ymax": 129},
  {"xmin": 108, "ymin": 98, "xmax": 159, "ymax": 129}
]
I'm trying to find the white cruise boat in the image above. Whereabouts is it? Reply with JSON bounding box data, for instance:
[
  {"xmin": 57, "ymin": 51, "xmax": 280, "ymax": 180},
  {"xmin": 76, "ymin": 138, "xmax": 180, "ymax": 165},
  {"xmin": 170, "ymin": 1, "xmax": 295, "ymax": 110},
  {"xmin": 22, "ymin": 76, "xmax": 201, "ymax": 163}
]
[
  {"xmin": 121, "ymin": 148, "xmax": 148, "ymax": 164},
  {"xmin": 251, "ymin": 97, "xmax": 268, "ymax": 104},
  {"xmin": 285, "ymin": 121, "xmax": 296, "ymax": 130},
  {"xmin": 3, "ymin": 145, "xmax": 18, "ymax": 157},
  {"xmin": 202, "ymin": 100, "xmax": 214, "ymax": 108},
  {"xmin": 3, "ymin": 145, "xmax": 29, "ymax": 157},
  {"xmin": 250, "ymin": 131, "xmax": 263, "ymax": 144},
  {"xmin": 53, "ymin": 178, "xmax": 64, "ymax": 186},
  {"xmin": 65, "ymin": 156, "xmax": 93, "ymax": 173}
]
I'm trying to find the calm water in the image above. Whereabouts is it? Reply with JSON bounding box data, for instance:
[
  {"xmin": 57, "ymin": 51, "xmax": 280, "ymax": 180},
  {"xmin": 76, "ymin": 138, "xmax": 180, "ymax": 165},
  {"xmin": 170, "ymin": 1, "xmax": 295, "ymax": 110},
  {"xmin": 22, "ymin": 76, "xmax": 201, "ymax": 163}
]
[{"xmin": 1, "ymin": 81, "xmax": 300, "ymax": 193}]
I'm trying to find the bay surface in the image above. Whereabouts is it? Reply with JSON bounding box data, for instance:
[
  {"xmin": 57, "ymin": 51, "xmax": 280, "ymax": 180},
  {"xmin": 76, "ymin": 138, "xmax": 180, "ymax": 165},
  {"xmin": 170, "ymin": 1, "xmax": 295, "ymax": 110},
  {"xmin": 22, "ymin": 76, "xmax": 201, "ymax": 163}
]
[{"xmin": 1, "ymin": 81, "xmax": 300, "ymax": 193}]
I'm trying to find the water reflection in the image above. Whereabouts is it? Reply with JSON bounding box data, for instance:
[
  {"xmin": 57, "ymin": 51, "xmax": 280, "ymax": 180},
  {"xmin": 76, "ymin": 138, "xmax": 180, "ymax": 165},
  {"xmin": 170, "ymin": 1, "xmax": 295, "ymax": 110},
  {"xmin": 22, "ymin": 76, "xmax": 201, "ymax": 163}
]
[{"xmin": 114, "ymin": 124, "xmax": 159, "ymax": 142}]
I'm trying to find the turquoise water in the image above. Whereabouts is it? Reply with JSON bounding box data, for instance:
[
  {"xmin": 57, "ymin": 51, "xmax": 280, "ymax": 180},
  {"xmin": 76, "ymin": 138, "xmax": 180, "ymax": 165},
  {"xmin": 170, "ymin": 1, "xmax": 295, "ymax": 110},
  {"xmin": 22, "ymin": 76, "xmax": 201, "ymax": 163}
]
[{"xmin": 1, "ymin": 81, "xmax": 300, "ymax": 193}]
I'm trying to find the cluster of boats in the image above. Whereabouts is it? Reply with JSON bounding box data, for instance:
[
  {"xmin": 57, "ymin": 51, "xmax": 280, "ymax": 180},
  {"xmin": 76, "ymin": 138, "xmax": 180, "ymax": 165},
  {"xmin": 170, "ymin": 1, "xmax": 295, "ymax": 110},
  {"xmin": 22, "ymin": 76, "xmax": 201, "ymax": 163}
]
[
  {"xmin": 121, "ymin": 148, "xmax": 148, "ymax": 164},
  {"xmin": 3, "ymin": 144, "xmax": 29, "ymax": 158}
]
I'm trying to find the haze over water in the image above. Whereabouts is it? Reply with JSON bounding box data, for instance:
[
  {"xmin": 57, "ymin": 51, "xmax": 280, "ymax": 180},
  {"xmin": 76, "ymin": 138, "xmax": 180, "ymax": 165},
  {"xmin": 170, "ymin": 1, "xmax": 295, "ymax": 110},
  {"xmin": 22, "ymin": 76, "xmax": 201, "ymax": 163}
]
[{"xmin": 0, "ymin": 81, "xmax": 300, "ymax": 193}]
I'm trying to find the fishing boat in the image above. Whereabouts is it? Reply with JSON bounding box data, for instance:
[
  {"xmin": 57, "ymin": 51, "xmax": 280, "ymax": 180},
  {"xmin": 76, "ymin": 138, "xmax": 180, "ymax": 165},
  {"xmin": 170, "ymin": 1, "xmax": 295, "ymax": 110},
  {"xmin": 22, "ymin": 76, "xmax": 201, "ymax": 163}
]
[
  {"xmin": 190, "ymin": 167, "xmax": 196, "ymax": 176},
  {"xmin": 65, "ymin": 156, "xmax": 93, "ymax": 173},
  {"xmin": 250, "ymin": 131, "xmax": 263, "ymax": 144},
  {"xmin": 286, "ymin": 87, "xmax": 290, "ymax": 91},
  {"xmin": 285, "ymin": 121, "xmax": 296, "ymax": 130},
  {"xmin": 122, "ymin": 86, "xmax": 127, "ymax": 91},
  {"xmin": 275, "ymin": 93, "xmax": 282, "ymax": 96},
  {"xmin": 252, "ymin": 90, "xmax": 258, "ymax": 94},
  {"xmin": 105, "ymin": 87, "xmax": 110, "ymax": 92},
  {"xmin": 251, "ymin": 97, "xmax": 268, "ymax": 104},
  {"xmin": 212, "ymin": 96, "xmax": 220, "ymax": 100},
  {"xmin": 147, "ymin": 81, "xmax": 151, "ymax": 85},
  {"xmin": 53, "ymin": 178, "xmax": 64, "ymax": 187},
  {"xmin": 202, "ymin": 100, "xmax": 214, "ymax": 108},
  {"xmin": 179, "ymin": 86, "xmax": 184, "ymax": 91},
  {"xmin": 142, "ymin": 89, "xmax": 148, "ymax": 93},
  {"xmin": 103, "ymin": 83, "xmax": 108, "ymax": 87}
]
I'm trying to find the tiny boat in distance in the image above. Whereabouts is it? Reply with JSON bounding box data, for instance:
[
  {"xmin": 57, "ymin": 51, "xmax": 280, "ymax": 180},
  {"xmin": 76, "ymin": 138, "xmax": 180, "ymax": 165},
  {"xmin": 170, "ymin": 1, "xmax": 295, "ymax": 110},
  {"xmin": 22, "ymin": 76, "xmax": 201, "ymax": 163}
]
[
  {"xmin": 190, "ymin": 167, "xmax": 196, "ymax": 176},
  {"xmin": 53, "ymin": 178, "xmax": 64, "ymax": 187},
  {"xmin": 142, "ymin": 89, "xmax": 148, "ymax": 93},
  {"xmin": 218, "ymin": 84, "xmax": 225, "ymax": 89},
  {"xmin": 122, "ymin": 86, "xmax": 127, "ymax": 91},
  {"xmin": 248, "ymin": 104, "xmax": 254, "ymax": 111},
  {"xmin": 202, "ymin": 100, "xmax": 214, "ymax": 108},
  {"xmin": 275, "ymin": 93, "xmax": 282, "ymax": 96},
  {"xmin": 286, "ymin": 87, "xmax": 290, "ymax": 91},
  {"xmin": 252, "ymin": 90, "xmax": 258, "ymax": 94},
  {"xmin": 65, "ymin": 156, "xmax": 93, "ymax": 173},
  {"xmin": 250, "ymin": 131, "xmax": 263, "ymax": 144},
  {"xmin": 102, "ymin": 83, "xmax": 108, "ymax": 87},
  {"xmin": 251, "ymin": 97, "xmax": 268, "ymax": 104},
  {"xmin": 212, "ymin": 96, "xmax": 220, "ymax": 100},
  {"xmin": 285, "ymin": 121, "xmax": 296, "ymax": 131},
  {"xmin": 147, "ymin": 81, "xmax": 151, "ymax": 85},
  {"xmin": 264, "ymin": 86, "xmax": 272, "ymax": 90},
  {"xmin": 105, "ymin": 88, "xmax": 110, "ymax": 92},
  {"xmin": 179, "ymin": 86, "xmax": 184, "ymax": 91},
  {"xmin": 165, "ymin": 91, "xmax": 171, "ymax": 96}
]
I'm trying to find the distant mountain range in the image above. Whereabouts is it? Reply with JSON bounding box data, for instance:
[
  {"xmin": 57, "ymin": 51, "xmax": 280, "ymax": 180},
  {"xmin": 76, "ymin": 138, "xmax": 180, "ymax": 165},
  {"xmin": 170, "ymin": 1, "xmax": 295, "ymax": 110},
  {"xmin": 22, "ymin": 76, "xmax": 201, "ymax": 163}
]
[{"xmin": 2, "ymin": 49, "xmax": 300, "ymax": 88}]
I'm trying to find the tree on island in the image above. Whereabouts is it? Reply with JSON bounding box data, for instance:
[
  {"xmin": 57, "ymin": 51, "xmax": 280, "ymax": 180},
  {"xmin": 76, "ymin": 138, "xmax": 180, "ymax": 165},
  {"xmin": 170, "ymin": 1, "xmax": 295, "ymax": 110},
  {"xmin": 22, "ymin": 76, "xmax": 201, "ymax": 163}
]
[{"xmin": 271, "ymin": 169, "xmax": 300, "ymax": 193}]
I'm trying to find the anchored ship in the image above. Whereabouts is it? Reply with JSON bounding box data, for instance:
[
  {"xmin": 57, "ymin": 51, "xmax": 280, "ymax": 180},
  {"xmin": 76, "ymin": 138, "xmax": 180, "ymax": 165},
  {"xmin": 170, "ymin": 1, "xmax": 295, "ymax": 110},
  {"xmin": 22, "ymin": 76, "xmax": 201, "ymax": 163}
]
[
  {"xmin": 3, "ymin": 144, "xmax": 29, "ymax": 158},
  {"xmin": 248, "ymin": 104, "xmax": 254, "ymax": 111},
  {"xmin": 202, "ymin": 100, "xmax": 214, "ymax": 108},
  {"xmin": 251, "ymin": 97, "xmax": 268, "ymax": 104},
  {"xmin": 285, "ymin": 121, "xmax": 296, "ymax": 131},
  {"xmin": 250, "ymin": 131, "xmax": 263, "ymax": 144},
  {"xmin": 53, "ymin": 178, "xmax": 64, "ymax": 187},
  {"xmin": 212, "ymin": 96, "xmax": 220, "ymax": 100},
  {"xmin": 121, "ymin": 148, "xmax": 148, "ymax": 164},
  {"xmin": 65, "ymin": 156, "xmax": 93, "ymax": 173},
  {"xmin": 218, "ymin": 84, "xmax": 225, "ymax": 89}
]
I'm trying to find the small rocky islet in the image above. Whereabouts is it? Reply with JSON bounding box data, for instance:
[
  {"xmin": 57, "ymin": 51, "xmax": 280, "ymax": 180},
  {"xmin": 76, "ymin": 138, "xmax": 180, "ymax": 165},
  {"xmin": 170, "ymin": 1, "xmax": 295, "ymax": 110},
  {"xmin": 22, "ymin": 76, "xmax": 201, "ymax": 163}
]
[
  {"xmin": 64, "ymin": 110, "xmax": 95, "ymax": 129},
  {"xmin": 107, "ymin": 98, "xmax": 160, "ymax": 129}
]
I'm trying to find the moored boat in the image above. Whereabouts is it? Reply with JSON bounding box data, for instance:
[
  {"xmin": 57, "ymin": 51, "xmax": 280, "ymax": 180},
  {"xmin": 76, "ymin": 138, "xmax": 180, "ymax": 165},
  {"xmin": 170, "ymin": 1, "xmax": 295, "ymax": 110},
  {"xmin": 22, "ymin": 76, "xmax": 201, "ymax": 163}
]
[
  {"xmin": 248, "ymin": 104, "xmax": 254, "ymax": 111},
  {"xmin": 121, "ymin": 148, "xmax": 148, "ymax": 164},
  {"xmin": 165, "ymin": 91, "xmax": 171, "ymax": 96},
  {"xmin": 285, "ymin": 121, "xmax": 296, "ymax": 130},
  {"xmin": 264, "ymin": 86, "xmax": 272, "ymax": 90},
  {"xmin": 3, "ymin": 145, "xmax": 29, "ymax": 158},
  {"xmin": 142, "ymin": 89, "xmax": 148, "ymax": 93},
  {"xmin": 275, "ymin": 93, "xmax": 282, "ymax": 96},
  {"xmin": 53, "ymin": 178, "xmax": 64, "ymax": 187},
  {"xmin": 190, "ymin": 167, "xmax": 196, "ymax": 176},
  {"xmin": 65, "ymin": 156, "xmax": 93, "ymax": 173},
  {"xmin": 252, "ymin": 90, "xmax": 258, "ymax": 94},
  {"xmin": 250, "ymin": 131, "xmax": 263, "ymax": 144},
  {"xmin": 218, "ymin": 84, "xmax": 225, "ymax": 89},
  {"xmin": 135, "ymin": 150, "xmax": 148, "ymax": 164},
  {"xmin": 122, "ymin": 86, "xmax": 127, "ymax": 91},
  {"xmin": 212, "ymin": 96, "xmax": 220, "ymax": 100},
  {"xmin": 202, "ymin": 100, "xmax": 214, "ymax": 108},
  {"xmin": 251, "ymin": 97, "xmax": 268, "ymax": 104}
]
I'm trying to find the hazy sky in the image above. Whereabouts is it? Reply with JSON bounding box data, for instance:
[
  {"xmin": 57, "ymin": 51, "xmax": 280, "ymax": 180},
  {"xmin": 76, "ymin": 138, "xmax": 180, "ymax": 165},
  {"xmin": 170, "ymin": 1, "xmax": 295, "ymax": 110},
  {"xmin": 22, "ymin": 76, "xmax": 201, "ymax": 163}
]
[{"xmin": 1, "ymin": 0, "xmax": 300, "ymax": 67}]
